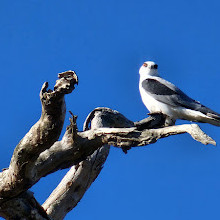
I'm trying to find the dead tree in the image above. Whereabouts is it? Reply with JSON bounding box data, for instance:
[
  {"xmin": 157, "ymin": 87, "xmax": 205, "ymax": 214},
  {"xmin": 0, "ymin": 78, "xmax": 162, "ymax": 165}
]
[{"xmin": 0, "ymin": 71, "xmax": 215, "ymax": 220}]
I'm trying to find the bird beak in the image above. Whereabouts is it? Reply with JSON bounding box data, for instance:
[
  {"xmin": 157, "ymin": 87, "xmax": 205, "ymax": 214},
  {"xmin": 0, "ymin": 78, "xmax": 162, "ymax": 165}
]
[{"xmin": 150, "ymin": 65, "xmax": 158, "ymax": 69}]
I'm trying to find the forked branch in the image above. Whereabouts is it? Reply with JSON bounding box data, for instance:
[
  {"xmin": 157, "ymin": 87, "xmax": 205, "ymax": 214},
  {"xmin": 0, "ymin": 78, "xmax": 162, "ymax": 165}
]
[
  {"xmin": 0, "ymin": 71, "xmax": 78, "ymax": 199},
  {"xmin": 41, "ymin": 109, "xmax": 215, "ymax": 220},
  {"xmin": 0, "ymin": 71, "xmax": 216, "ymax": 220}
]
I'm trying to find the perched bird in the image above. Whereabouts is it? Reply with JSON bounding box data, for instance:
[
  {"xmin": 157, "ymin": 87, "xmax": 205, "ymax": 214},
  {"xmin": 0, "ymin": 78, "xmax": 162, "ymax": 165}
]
[{"xmin": 139, "ymin": 61, "xmax": 220, "ymax": 126}]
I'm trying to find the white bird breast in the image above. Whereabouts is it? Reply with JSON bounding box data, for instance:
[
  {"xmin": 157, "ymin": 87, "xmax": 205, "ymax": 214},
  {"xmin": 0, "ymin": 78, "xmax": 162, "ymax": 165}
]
[{"xmin": 139, "ymin": 83, "xmax": 173, "ymax": 115}]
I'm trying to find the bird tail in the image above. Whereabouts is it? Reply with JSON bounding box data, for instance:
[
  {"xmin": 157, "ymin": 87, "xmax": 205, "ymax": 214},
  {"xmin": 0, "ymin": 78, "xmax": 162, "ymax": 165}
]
[
  {"xmin": 204, "ymin": 112, "xmax": 220, "ymax": 126},
  {"xmin": 192, "ymin": 103, "xmax": 220, "ymax": 126}
]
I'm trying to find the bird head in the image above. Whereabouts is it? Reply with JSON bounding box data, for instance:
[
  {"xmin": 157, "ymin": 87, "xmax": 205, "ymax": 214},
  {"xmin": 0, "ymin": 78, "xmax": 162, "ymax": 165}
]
[{"xmin": 139, "ymin": 61, "xmax": 159, "ymax": 77}]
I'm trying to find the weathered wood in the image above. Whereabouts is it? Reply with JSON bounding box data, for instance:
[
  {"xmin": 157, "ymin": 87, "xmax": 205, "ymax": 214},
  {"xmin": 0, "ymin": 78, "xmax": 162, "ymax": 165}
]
[
  {"xmin": 0, "ymin": 191, "xmax": 51, "ymax": 220},
  {"xmin": 0, "ymin": 73, "xmax": 216, "ymax": 220},
  {"xmin": 42, "ymin": 108, "xmax": 134, "ymax": 219},
  {"xmin": 0, "ymin": 71, "xmax": 78, "ymax": 199},
  {"xmin": 41, "ymin": 109, "xmax": 215, "ymax": 219}
]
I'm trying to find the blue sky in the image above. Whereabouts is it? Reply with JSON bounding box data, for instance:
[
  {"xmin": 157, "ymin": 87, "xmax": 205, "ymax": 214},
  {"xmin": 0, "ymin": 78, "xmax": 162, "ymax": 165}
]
[{"xmin": 1, "ymin": 0, "xmax": 220, "ymax": 219}]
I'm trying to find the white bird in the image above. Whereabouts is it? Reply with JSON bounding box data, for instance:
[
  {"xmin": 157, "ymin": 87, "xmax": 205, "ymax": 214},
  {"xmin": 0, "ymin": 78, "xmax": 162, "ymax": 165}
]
[{"xmin": 139, "ymin": 61, "xmax": 220, "ymax": 126}]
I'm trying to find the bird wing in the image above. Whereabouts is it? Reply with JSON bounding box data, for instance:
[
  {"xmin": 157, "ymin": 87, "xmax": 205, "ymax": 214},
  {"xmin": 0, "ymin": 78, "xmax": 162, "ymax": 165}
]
[{"xmin": 141, "ymin": 77, "xmax": 220, "ymax": 119}]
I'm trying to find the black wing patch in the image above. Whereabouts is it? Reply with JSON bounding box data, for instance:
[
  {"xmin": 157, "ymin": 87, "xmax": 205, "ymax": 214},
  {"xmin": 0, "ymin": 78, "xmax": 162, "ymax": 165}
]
[
  {"xmin": 142, "ymin": 78, "xmax": 220, "ymax": 118},
  {"xmin": 142, "ymin": 79, "xmax": 177, "ymax": 95}
]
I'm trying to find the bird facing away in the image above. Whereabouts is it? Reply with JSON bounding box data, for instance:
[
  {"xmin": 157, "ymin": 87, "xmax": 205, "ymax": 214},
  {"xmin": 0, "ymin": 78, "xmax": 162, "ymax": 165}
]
[{"xmin": 139, "ymin": 61, "xmax": 220, "ymax": 126}]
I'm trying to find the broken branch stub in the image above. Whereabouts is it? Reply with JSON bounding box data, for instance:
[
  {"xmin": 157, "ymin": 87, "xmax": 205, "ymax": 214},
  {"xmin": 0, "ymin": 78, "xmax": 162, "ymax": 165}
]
[
  {"xmin": 0, "ymin": 72, "xmax": 216, "ymax": 220},
  {"xmin": 41, "ymin": 109, "xmax": 216, "ymax": 219},
  {"xmin": 42, "ymin": 107, "xmax": 134, "ymax": 220},
  {"xmin": 31, "ymin": 110, "xmax": 216, "ymax": 189},
  {"xmin": 0, "ymin": 71, "xmax": 78, "ymax": 199}
]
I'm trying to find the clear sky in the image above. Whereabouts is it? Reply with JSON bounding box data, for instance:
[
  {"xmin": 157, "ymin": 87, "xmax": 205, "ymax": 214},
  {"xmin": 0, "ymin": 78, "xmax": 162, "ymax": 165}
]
[{"xmin": 1, "ymin": 1, "xmax": 220, "ymax": 219}]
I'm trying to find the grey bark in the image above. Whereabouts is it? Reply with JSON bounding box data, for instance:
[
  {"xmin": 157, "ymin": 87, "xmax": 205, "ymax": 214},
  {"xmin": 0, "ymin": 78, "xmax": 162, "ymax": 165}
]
[
  {"xmin": 0, "ymin": 191, "xmax": 51, "ymax": 220},
  {"xmin": 42, "ymin": 108, "xmax": 134, "ymax": 220},
  {"xmin": 0, "ymin": 72, "xmax": 215, "ymax": 220}
]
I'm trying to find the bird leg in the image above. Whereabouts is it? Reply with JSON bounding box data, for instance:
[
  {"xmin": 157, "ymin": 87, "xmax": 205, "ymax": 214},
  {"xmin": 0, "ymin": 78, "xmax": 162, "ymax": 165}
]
[
  {"xmin": 146, "ymin": 112, "xmax": 176, "ymax": 127},
  {"xmin": 164, "ymin": 115, "xmax": 176, "ymax": 126}
]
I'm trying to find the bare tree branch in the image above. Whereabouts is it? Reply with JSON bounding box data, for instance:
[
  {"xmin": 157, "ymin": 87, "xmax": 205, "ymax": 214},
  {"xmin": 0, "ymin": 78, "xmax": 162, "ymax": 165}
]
[
  {"xmin": 0, "ymin": 71, "xmax": 78, "ymax": 199},
  {"xmin": 78, "ymin": 123, "xmax": 215, "ymax": 149},
  {"xmin": 42, "ymin": 108, "xmax": 134, "ymax": 219},
  {"xmin": 0, "ymin": 191, "xmax": 51, "ymax": 220},
  {"xmin": 21, "ymin": 112, "xmax": 215, "ymax": 204},
  {"xmin": 41, "ymin": 109, "xmax": 215, "ymax": 219},
  {"xmin": 34, "ymin": 108, "xmax": 134, "ymax": 178},
  {"xmin": 42, "ymin": 146, "xmax": 110, "ymax": 220},
  {"xmin": 0, "ymin": 70, "xmax": 216, "ymax": 220}
]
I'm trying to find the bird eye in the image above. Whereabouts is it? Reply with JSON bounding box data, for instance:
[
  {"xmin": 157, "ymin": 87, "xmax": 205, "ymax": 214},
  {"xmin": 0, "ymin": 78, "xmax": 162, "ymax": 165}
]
[{"xmin": 143, "ymin": 63, "xmax": 148, "ymax": 67}]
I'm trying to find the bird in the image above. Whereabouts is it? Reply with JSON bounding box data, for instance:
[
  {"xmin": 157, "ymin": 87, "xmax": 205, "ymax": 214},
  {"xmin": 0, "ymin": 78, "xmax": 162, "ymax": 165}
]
[{"xmin": 139, "ymin": 61, "xmax": 220, "ymax": 126}]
